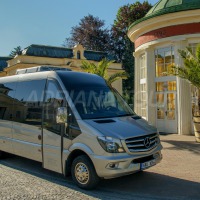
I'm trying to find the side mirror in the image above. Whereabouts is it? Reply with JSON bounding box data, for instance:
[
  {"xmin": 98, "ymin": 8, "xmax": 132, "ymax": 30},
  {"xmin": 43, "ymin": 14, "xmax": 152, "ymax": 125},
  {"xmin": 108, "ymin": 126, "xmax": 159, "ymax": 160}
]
[{"xmin": 56, "ymin": 107, "xmax": 67, "ymax": 124}]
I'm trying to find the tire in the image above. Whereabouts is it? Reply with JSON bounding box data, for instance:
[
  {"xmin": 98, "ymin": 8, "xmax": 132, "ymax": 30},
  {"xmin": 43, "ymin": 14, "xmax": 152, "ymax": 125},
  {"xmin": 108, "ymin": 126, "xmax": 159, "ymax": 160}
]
[
  {"xmin": 0, "ymin": 151, "xmax": 9, "ymax": 159},
  {"xmin": 0, "ymin": 150, "xmax": 4, "ymax": 159},
  {"xmin": 71, "ymin": 155, "xmax": 100, "ymax": 190}
]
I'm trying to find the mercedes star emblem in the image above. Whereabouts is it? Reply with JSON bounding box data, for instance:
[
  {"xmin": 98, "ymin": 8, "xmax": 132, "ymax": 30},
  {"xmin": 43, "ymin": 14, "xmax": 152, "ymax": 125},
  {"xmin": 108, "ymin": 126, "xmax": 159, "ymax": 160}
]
[{"xmin": 144, "ymin": 137, "xmax": 151, "ymax": 148}]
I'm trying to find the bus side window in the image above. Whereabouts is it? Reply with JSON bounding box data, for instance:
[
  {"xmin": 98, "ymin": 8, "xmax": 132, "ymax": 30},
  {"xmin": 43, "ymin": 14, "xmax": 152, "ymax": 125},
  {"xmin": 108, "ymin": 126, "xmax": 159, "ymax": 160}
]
[
  {"xmin": 68, "ymin": 108, "xmax": 81, "ymax": 139},
  {"xmin": 43, "ymin": 80, "xmax": 65, "ymax": 135},
  {"xmin": 13, "ymin": 80, "xmax": 46, "ymax": 127},
  {"xmin": 0, "ymin": 82, "xmax": 16, "ymax": 121},
  {"xmin": 68, "ymin": 108, "xmax": 79, "ymax": 127}
]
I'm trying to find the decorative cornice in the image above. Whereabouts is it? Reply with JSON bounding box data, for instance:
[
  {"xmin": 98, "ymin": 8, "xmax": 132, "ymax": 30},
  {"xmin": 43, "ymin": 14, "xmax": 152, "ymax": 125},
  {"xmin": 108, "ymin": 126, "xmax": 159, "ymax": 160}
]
[
  {"xmin": 128, "ymin": 9, "xmax": 200, "ymax": 43},
  {"xmin": 135, "ymin": 23, "xmax": 200, "ymax": 48}
]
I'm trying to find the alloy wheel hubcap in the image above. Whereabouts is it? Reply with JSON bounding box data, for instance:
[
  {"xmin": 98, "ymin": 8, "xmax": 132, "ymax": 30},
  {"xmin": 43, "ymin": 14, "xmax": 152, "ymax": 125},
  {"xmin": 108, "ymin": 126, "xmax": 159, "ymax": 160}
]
[{"xmin": 75, "ymin": 162, "xmax": 89, "ymax": 184}]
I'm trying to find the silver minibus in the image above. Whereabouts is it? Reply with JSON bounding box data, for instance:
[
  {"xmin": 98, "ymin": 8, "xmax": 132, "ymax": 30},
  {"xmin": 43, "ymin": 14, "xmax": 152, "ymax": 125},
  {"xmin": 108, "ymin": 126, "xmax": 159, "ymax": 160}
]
[{"xmin": 0, "ymin": 69, "xmax": 162, "ymax": 189}]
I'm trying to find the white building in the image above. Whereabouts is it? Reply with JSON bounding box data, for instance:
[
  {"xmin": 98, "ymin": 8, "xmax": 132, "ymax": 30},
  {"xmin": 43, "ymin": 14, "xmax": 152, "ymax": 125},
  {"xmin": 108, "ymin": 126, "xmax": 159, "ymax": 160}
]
[{"xmin": 128, "ymin": 0, "xmax": 200, "ymax": 135}]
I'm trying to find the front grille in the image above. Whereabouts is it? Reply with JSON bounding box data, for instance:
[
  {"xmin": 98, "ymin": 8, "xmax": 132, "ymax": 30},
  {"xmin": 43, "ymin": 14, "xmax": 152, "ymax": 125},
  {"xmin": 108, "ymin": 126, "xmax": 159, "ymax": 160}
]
[{"xmin": 125, "ymin": 133, "xmax": 159, "ymax": 153}]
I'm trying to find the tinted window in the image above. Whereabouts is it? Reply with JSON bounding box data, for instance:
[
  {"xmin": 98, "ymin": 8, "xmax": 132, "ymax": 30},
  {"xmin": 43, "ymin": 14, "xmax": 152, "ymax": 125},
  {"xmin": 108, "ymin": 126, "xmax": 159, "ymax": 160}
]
[
  {"xmin": 67, "ymin": 107, "xmax": 81, "ymax": 139},
  {"xmin": 43, "ymin": 80, "xmax": 65, "ymax": 135},
  {"xmin": 0, "ymin": 82, "xmax": 16, "ymax": 120},
  {"xmin": 70, "ymin": 87, "xmax": 134, "ymax": 119},
  {"xmin": 69, "ymin": 108, "xmax": 79, "ymax": 127},
  {"xmin": 14, "ymin": 79, "xmax": 46, "ymax": 127},
  {"xmin": 57, "ymin": 72, "xmax": 134, "ymax": 119}
]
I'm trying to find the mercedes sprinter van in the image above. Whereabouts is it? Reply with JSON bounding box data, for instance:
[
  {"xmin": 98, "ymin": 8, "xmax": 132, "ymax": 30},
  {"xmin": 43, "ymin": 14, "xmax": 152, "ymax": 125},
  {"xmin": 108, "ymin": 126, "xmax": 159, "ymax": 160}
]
[{"xmin": 0, "ymin": 70, "xmax": 162, "ymax": 189}]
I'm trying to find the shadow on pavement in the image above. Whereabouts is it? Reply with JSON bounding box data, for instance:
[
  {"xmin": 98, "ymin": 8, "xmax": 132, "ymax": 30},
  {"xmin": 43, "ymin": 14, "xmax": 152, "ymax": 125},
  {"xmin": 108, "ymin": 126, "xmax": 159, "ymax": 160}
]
[
  {"xmin": 99, "ymin": 171, "xmax": 200, "ymax": 199},
  {"xmin": 162, "ymin": 139, "xmax": 200, "ymax": 155},
  {"xmin": 0, "ymin": 155, "xmax": 200, "ymax": 200}
]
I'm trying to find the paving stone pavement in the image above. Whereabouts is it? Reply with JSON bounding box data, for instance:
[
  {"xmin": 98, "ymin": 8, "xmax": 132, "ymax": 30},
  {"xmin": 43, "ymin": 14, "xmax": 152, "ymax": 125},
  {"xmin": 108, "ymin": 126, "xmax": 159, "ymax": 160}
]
[{"xmin": 0, "ymin": 134, "xmax": 200, "ymax": 200}]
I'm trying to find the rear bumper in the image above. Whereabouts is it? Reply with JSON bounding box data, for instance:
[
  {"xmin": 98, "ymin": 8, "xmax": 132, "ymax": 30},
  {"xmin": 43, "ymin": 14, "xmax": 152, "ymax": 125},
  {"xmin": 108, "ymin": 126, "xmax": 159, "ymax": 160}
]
[{"xmin": 91, "ymin": 144, "xmax": 162, "ymax": 179}]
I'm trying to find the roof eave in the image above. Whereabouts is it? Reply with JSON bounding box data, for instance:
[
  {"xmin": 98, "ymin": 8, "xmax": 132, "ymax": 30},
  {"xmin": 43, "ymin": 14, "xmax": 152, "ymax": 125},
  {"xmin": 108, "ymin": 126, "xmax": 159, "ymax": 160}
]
[{"xmin": 128, "ymin": 5, "xmax": 200, "ymax": 31}]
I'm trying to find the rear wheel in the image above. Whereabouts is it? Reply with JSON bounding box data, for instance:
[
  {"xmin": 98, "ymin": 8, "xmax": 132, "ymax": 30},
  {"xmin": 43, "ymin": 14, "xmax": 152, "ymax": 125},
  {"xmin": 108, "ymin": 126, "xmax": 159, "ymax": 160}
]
[{"xmin": 71, "ymin": 155, "xmax": 100, "ymax": 190}]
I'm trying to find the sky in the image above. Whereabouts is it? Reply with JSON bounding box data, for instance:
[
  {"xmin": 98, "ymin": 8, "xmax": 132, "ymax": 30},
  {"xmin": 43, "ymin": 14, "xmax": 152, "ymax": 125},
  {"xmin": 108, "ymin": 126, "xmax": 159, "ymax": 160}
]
[{"xmin": 0, "ymin": 0, "xmax": 158, "ymax": 56}]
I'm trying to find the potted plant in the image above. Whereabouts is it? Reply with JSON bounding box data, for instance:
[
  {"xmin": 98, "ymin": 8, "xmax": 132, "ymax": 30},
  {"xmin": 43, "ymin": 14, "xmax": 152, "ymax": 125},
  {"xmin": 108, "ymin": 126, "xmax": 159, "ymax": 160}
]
[{"xmin": 171, "ymin": 44, "xmax": 200, "ymax": 142}]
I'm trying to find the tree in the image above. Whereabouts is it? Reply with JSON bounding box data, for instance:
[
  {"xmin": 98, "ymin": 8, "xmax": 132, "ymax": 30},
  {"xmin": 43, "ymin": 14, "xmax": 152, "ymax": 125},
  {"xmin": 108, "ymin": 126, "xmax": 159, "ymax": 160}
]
[
  {"xmin": 171, "ymin": 44, "xmax": 200, "ymax": 142},
  {"xmin": 63, "ymin": 14, "xmax": 111, "ymax": 52},
  {"xmin": 81, "ymin": 58, "xmax": 128, "ymax": 85},
  {"xmin": 9, "ymin": 46, "xmax": 22, "ymax": 58},
  {"xmin": 63, "ymin": 2, "xmax": 152, "ymax": 104},
  {"xmin": 172, "ymin": 45, "xmax": 200, "ymax": 88},
  {"xmin": 111, "ymin": 1, "xmax": 152, "ymax": 103}
]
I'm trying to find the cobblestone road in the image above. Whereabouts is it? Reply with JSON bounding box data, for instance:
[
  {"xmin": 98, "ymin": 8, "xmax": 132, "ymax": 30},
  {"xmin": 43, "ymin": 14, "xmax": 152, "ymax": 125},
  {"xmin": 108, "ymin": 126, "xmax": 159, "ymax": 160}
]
[{"xmin": 0, "ymin": 134, "xmax": 200, "ymax": 200}]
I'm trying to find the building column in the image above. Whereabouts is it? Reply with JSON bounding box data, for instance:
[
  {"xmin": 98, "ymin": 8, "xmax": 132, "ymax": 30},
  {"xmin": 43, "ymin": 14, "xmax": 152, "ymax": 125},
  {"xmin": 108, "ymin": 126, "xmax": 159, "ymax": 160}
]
[
  {"xmin": 134, "ymin": 52, "xmax": 141, "ymax": 116},
  {"xmin": 146, "ymin": 47, "xmax": 156, "ymax": 127},
  {"xmin": 175, "ymin": 40, "xmax": 192, "ymax": 135}
]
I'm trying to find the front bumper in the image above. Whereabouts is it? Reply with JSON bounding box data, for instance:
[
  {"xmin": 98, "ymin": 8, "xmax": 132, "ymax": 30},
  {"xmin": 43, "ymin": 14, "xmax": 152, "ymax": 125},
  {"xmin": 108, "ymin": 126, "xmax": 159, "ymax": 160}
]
[{"xmin": 91, "ymin": 144, "xmax": 162, "ymax": 179}]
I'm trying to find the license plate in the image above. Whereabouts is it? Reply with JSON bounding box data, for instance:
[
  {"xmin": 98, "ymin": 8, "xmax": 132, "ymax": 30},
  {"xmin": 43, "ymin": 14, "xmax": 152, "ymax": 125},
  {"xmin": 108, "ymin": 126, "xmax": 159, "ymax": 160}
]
[{"xmin": 140, "ymin": 159, "xmax": 156, "ymax": 170}]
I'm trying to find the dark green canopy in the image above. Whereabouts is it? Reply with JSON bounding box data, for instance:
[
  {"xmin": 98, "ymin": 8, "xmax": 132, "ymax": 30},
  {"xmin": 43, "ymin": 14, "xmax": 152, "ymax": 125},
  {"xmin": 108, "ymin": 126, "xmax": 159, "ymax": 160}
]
[{"xmin": 129, "ymin": 0, "xmax": 200, "ymax": 30}]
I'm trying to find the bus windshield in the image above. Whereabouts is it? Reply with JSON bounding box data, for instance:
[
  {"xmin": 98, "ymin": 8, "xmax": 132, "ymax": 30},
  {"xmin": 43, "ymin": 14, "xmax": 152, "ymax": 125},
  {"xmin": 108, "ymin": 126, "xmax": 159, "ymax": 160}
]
[{"xmin": 69, "ymin": 86, "xmax": 134, "ymax": 119}]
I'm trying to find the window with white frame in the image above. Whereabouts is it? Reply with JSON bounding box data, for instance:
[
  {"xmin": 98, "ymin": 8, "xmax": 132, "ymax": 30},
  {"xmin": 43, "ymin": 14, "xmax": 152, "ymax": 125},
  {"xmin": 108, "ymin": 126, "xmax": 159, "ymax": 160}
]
[
  {"xmin": 189, "ymin": 43, "xmax": 197, "ymax": 53},
  {"xmin": 140, "ymin": 54, "xmax": 146, "ymax": 79},
  {"xmin": 139, "ymin": 54, "xmax": 147, "ymax": 118},
  {"xmin": 155, "ymin": 46, "xmax": 174, "ymax": 77},
  {"xmin": 140, "ymin": 83, "xmax": 147, "ymax": 118}
]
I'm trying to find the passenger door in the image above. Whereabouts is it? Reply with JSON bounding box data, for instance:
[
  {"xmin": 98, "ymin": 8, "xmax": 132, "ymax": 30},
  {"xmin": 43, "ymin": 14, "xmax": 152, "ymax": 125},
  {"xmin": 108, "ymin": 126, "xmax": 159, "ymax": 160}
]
[
  {"xmin": 42, "ymin": 79, "xmax": 66, "ymax": 173},
  {"xmin": 12, "ymin": 79, "xmax": 46, "ymax": 162}
]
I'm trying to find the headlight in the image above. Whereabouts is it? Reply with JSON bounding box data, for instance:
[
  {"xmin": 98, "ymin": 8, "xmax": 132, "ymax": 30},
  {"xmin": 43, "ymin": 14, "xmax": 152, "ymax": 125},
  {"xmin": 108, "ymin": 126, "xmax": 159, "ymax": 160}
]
[{"xmin": 97, "ymin": 136, "xmax": 125, "ymax": 153}]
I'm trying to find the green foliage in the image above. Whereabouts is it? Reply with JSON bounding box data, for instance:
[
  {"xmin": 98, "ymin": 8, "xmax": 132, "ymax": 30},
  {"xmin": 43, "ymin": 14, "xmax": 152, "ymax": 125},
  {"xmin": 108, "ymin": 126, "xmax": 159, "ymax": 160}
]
[
  {"xmin": 63, "ymin": 14, "xmax": 111, "ymax": 52},
  {"xmin": 172, "ymin": 44, "xmax": 200, "ymax": 119},
  {"xmin": 107, "ymin": 71, "xmax": 128, "ymax": 85},
  {"xmin": 81, "ymin": 58, "xmax": 128, "ymax": 85},
  {"xmin": 171, "ymin": 44, "xmax": 200, "ymax": 88},
  {"xmin": 111, "ymin": 1, "xmax": 152, "ymax": 103},
  {"xmin": 9, "ymin": 46, "xmax": 22, "ymax": 58},
  {"xmin": 63, "ymin": 2, "xmax": 152, "ymax": 104},
  {"xmin": 113, "ymin": 1, "xmax": 152, "ymax": 36}
]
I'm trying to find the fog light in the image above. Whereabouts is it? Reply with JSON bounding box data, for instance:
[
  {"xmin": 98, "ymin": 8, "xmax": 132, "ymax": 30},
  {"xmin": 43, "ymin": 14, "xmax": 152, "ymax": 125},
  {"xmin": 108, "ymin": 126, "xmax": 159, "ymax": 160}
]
[
  {"xmin": 106, "ymin": 162, "xmax": 119, "ymax": 169},
  {"xmin": 109, "ymin": 163, "xmax": 115, "ymax": 168}
]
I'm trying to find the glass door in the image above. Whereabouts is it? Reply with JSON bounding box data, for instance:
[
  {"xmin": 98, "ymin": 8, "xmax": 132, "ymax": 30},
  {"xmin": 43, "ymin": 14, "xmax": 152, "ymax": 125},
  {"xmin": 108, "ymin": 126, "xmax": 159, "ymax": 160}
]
[
  {"xmin": 156, "ymin": 91, "xmax": 177, "ymax": 133},
  {"xmin": 166, "ymin": 93, "xmax": 176, "ymax": 120}
]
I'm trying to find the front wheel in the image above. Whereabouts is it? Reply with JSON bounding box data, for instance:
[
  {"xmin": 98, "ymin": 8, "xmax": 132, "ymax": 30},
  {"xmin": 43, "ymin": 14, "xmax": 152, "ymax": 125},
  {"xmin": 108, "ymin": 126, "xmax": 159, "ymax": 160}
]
[
  {"xmin": 71, "ymin": 155, "xmax": 100, "ymax": 190},
  {"xmin": 0, "ymin": 150, "xmax": 4, "ymax": 159}
]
